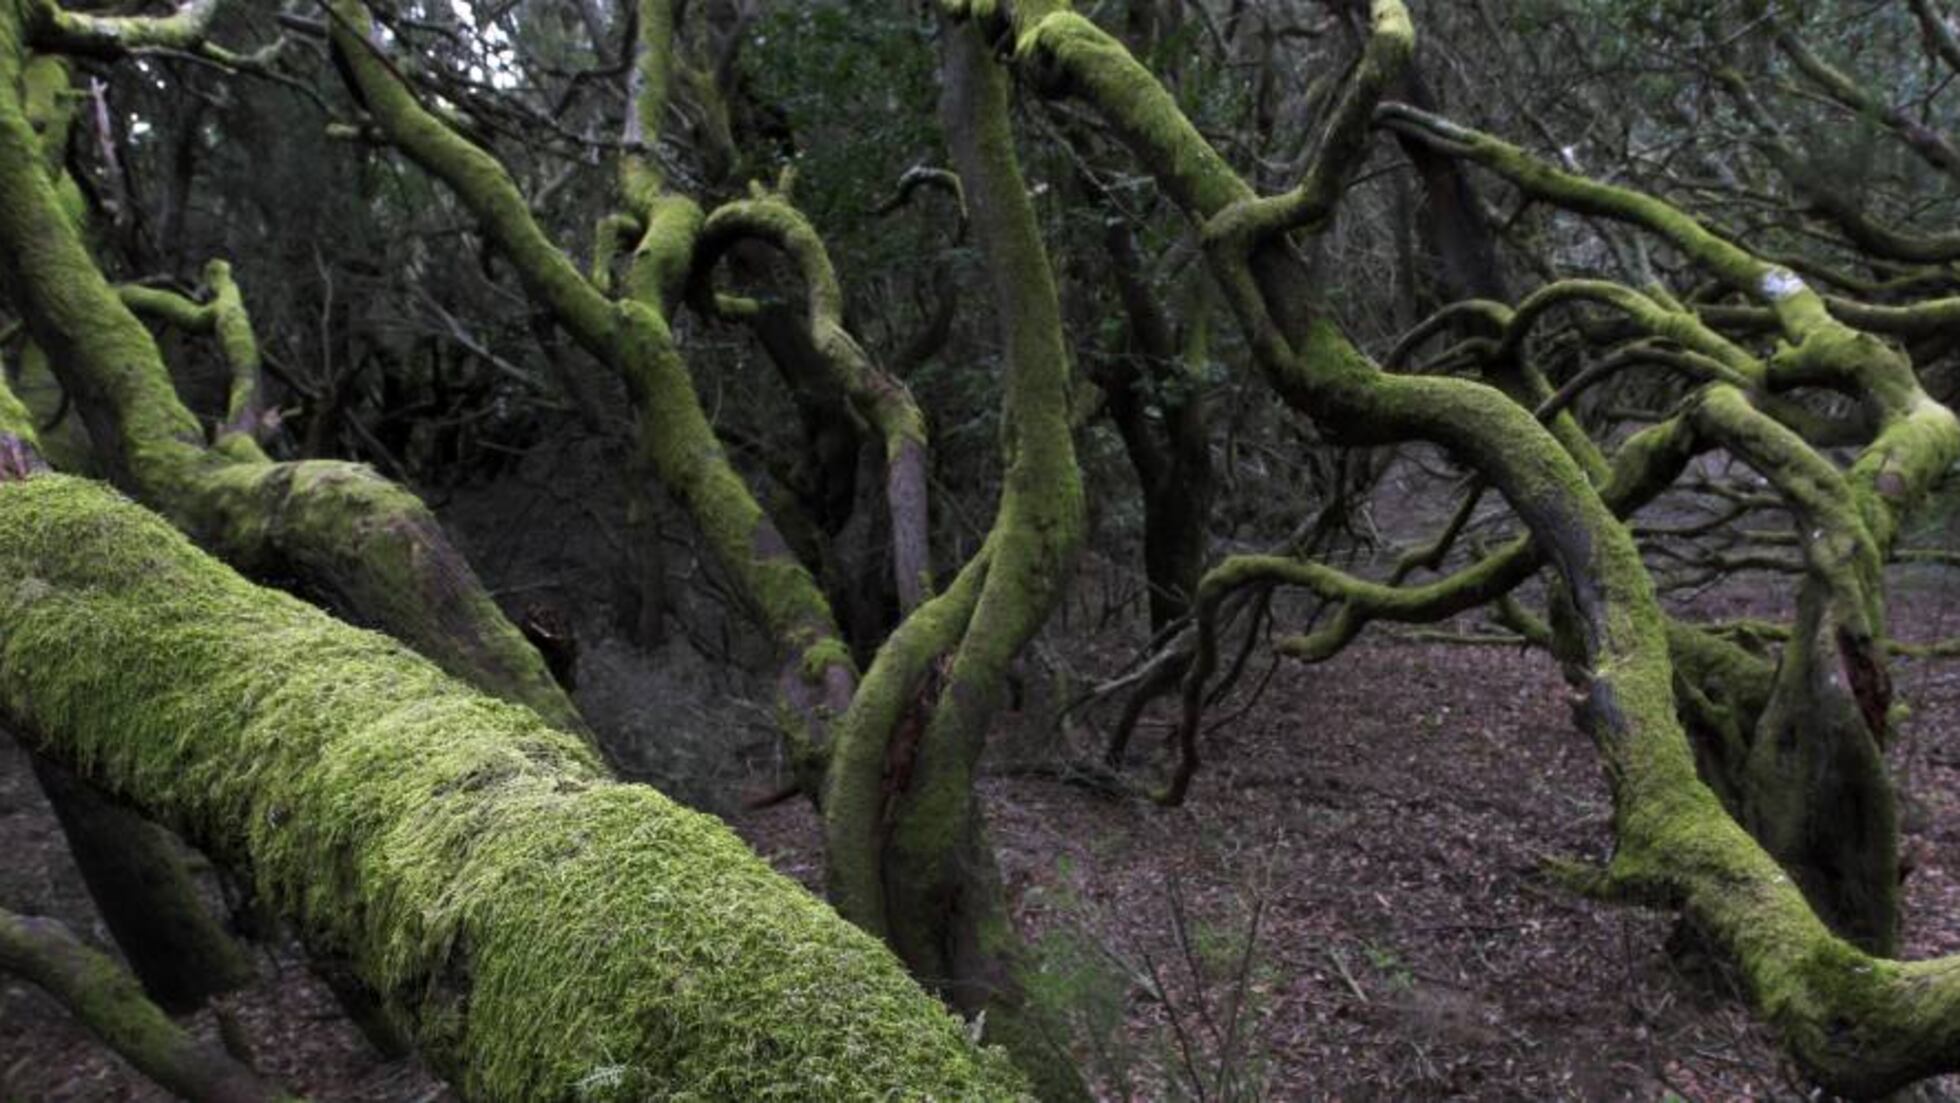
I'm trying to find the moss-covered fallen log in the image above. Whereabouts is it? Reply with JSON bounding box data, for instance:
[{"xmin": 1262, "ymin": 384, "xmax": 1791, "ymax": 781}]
[{"xmin": 0, "ymin": 473, "xmax": 1025, "ymax": 1101}]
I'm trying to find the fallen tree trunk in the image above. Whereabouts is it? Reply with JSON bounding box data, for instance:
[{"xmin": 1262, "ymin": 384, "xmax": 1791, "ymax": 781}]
[{"xmin": 0, "ymin": 473, "xmax": 1025, "ymax": 1101}]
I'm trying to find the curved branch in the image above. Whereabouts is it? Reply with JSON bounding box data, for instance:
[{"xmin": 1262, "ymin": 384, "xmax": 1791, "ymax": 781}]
[
  {"xmin": 326, "ymin": 0, "xmax": 857, "ymax": 737},
  {"xmin": 871, "ymin": 164, "xmax": 969, "ymax": 241},
  {"xmin": 1534, "ymin": 343, "xmax": 1741, "ymax": 422},
  {"xmin": 956, "ymin": 3, "xmax": 1960, "ymax": 1093},
  {"xmin": 696, "ymin": 193, "xmax": 933, "ymax": 609},
  {"xmin": 28, "ymin": 0, "xmax": 223, "ymax": 57},
  {"xmin": 0, "ymin": 907, "xmax": 293, "ymax": 1103},
  {"xmin": 1496, "ymin": 279, "xmax": 1761, "ymax": 384},
  {"xmin": 1203, "ymin": 0, "xmax": 1413, "ymax": 244}
]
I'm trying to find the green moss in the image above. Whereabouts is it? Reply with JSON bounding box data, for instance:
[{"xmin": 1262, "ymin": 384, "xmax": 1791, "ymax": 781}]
[
  {"xmin": 697, "ymin": 194, "xmax": 931, "ymax": 452},
  {"xmin": 1202, "ymin": 1, "xmax": 1411, "ymax": 245},
  {"xmin": 0, "ymin": 23, "xmax": 206, "ymax": 492},
  {"xmin": 0, "ymin": 366, "xmax": 40, "ymax": 445},
  {"xmin": 797, "ymin": 636, "xmax": 853, "ymax": 683},
  {"xmin": 325, "ymin": 0, "xmax": 617, "ymax": 356},
  {"xmin": 589, "ymin": 212, "xmax": 642, "ymax": 295},
  {"xmin": 822, "ymin": 545, "xmax": 991, "ymax": 934},
  {"xmin": 624, "ymin": 194, "xmax": 702, "ymax": 314},
  {"xmin": 1010, "ymin": 10, "xmax": 1251, "ymax": 216},
  {"xmin": 616, "ymin": 303, "xmax": 848, "ymax": 664},
  {"xmin": 617, "ymin": 0, "xmax": 676, "ymax": 214},
  {"xmin": 188, "ymin": 460, "xmax": 585, "ymax": 733},
  {"xmin": 0, "ymin": 476, "xmax": 1027, "ymax": 1101},
  {"xmin": 10, "ymin": 342, "xmax": 93, "ymax": 474}
]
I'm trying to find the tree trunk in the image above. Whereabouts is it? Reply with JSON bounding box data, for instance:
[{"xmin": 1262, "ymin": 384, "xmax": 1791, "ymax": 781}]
[
  {"xmin": 0, "ymin": 472, "xmax": 1025, "ymax": 1101},
  {"xmin": 29, "ymin": 755, "xmax": 255, "ymax": 1013},
  {"xmin": 1098, "ymin": 216, "xmax": 1213, "ymax": 631},
  {"xmin": 1745, "ymin": 587, "xmax": 1901, "ymax": 953}
]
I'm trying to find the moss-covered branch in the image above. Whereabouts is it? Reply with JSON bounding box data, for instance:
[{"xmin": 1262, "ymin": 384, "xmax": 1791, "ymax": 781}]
[
  {"xmin": 26, "ymin": 0, "xmax": 223, "ymax": 57},
  {"xmin": 0, "ymin": 474, "xmax": 1028, "ymax": 1101},
  {"xmin": 0, "ymin": 15, "xmax": 579, "ymax": 729},
  {"xmin": 823, "ymin": 18, "xmax": 1090, "ymax": 1097},
  {"xmin": 1375, "ymin": 103, "xmax": 1960, "ymax": 552},
  {"xmin": 950, "ymin": 0, "xmax": 1960, "ymax": 1092},
  {"xmin": 118, "ymin": 261, "xmax": 273, "ymax": 458},
  {"xmin": 1202, "ymin": 0, "xmax": 1411, "ymax": 244},
  {"xmin": 324, "ymin": 1, "xmax": 615, "ymax": 348},
  {"xmin": 1495, "ymin": 279, "xmax": 1762, "ymax": 386},
  {"xmin": 326, "ymin": 0, "xmax": 856, "ymax": 736},
  {"xmin": 0, "ymin": 905, "xmax": 294, "ymax": 1103},
  {"xmin": 1374, "ymin": 102, "xmax": 1838, "ymax": 337},
  {"xmin": 696, "ymin": 191, "xmax": 933, "ymax": 610}
]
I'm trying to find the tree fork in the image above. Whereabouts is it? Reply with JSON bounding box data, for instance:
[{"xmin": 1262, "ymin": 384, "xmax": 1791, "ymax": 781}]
[{"xmin": 0, "ymin": 14, "xmax": 580, "ymax": 732}]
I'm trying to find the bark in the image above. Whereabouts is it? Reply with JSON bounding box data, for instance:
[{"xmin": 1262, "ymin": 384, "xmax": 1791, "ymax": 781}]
[
  {"xmin": 0, "ymin": 21, "xmax": 580, "ymax": 733},
  {"xmin": 818, "ymin": 18, "xmax": 1090, "ymax": 1098},
  {"xmin": 324, "ymin": 0, "xmax": 858, "ymax": 754},
  {"xmin": 0, "ymin": 907, "xmax": 294, "ymax": 1103},
  {"xmin": 954, "ymin": 1, "xmax": 1960, "ymax": 1095},
  {"xmin": 0, "ymin": 472, "xmax": 1027, "ymax": 1101},
  {"xmin": 1096, "ymin": 214, "xmax": 1213, "ymax": 630},
  {"xmin": 694, "ymin": 194, "xmax": 934, "ymax": 622},
  {"xmin": 890, "ymin": 19, "xmax": 1085, "ymax": 1095}
]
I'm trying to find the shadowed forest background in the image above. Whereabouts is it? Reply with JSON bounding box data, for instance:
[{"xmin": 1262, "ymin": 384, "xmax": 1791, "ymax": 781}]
[{"xmin": 3, "ymin": 0, "xmax": 1960, "ymax": 1098}]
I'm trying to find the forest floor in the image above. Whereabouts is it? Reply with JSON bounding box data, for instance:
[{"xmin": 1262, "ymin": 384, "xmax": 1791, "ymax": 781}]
[
  {"xmin": 3, "ymin": 522, "xmax": 1959, "ymax": 1100},
  {"xmin": 734, "ymin": 567, "xmax": 1960, "ymax": 1101}
]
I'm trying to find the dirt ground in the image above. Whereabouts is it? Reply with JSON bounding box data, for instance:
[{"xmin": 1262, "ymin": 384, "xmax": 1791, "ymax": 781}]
[{"xmin": 3, "ymin": 543, "xmax": 1959, "ymax": 1099}]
